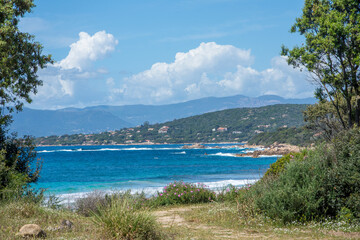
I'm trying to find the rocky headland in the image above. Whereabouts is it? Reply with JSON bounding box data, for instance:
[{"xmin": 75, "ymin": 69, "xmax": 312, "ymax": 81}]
[
  {"xmin": 181, "ymin": 142, "xmax": 302, "ymax": 158},
  {"xmin": 236, "ymin": 142, "xmax": 302, "ymax": 158}
]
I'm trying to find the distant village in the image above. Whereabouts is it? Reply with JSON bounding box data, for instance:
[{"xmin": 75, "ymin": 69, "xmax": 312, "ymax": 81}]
[{"xmin": 35, "ymin": 105, "xmax": 306, "ymax": 146}]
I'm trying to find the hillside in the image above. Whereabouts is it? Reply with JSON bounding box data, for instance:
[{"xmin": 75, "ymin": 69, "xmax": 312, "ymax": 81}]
[
  {"xmin": 13, "ymin": 94, "xmax": 316, "ymax": 137},
  {"xmin": 247, "ymin": 126, "xmax": 316, "ymax": 147},
  {"xmin": 35, "ymin": 104, "xmax": 309, "ymax": 146}
]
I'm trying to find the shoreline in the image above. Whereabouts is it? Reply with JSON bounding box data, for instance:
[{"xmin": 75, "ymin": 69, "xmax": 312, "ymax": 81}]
[
  {"xmin": 36, "ymin": 141, "xmax": 244, "ymax": 147},
  {"xmin": 36, "ymin": 142, "xmax": 301, "ymax": 157},
  {"xmin": 48, "ymin": 178, "xmax": 260, "ymax": 205}
]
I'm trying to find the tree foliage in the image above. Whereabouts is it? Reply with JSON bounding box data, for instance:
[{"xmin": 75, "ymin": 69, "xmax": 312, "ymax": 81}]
[
  {"xmin": 0, "ymin": 0, "xmax": 50, "ymax": 199},
  {"xmin": 0, "ymin": 0, "xmax": 52, "ymax": 123},
  {"xmin": 282, "ymin": 0, "xmax": 360, "ymax": 128},
  {"xmin": 0, "ymin": 130, "xmax": 41, "ymax": 199}
]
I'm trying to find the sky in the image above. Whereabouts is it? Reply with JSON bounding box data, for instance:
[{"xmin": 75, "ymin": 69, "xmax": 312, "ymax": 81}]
[{"xmin": 20, "ymin": 0, "xmax": 315, "ymax": 109}]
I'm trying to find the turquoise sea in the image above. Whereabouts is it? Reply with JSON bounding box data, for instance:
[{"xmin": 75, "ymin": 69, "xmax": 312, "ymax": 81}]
[{"xmin": 35, "ymin": 144, "xmax": 279, "ymax": 202}]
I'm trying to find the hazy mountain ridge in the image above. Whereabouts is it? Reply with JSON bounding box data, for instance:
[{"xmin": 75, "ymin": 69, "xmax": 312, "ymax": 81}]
[{"xmin": 12, "ymin": 95, "xmax": 316, "ymax": 137}]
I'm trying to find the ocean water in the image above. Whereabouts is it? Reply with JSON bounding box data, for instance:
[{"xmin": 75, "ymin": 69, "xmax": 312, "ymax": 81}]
[{"xmin": 35, "ymin": 144, "xmax": 278, "ymax": 202}]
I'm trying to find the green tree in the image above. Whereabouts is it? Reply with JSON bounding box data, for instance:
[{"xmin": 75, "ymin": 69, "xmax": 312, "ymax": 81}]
[
  {"xmin": 0, "ymin": 0, "xmax": 52, "ymax": 198},
  {"xmin": 282, "ymin": 0, "xmax": 360, "ymax": 128},
  {"xmin": 0, "ymin": 0, "xmax": 52, "ymax": 123}
]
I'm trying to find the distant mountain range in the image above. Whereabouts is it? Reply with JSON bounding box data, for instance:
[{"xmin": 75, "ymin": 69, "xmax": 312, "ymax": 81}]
[{"xmin": 12, "ymin": 94, "xmax": 316, "ymax": 137}]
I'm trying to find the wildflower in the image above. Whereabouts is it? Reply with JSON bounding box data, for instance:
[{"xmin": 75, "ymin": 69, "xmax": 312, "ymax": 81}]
[
  {"xmin": 160, "ymin": 193, "xmax": 163, "ymax": 196},
  {"xmin": 173, "ymin": 184, "xmax": 176, "ymax": 187},
  {"xmin": 191, "ymin": 191, "xmax": 193, "ymax": 193},
  {"xmin": 226, "ymin": 188, "xmax": 230, "ymax": 192},
  {"xmin": 174, "ymin": 193, "xmax": 176, "ymax": 195},
  {"xmin": 178, "ymin": 194, "xmax": 181, "ymax": 197},
  {"xmin": 181, "ymin": 193, "xmax": 184, "ymax": 196}
]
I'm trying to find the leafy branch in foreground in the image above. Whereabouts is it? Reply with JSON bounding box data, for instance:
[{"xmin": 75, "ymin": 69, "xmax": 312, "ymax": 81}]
[
  {"xmin": 0, "ymin": 0, "xmax": 52, "ymax": 201},
  {"xmin": 282, "ymin": 0, "xmax": 360, "ymax": 129}
]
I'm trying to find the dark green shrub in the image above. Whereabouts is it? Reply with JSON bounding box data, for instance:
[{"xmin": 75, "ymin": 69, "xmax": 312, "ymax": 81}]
[
  {"xmin": 264, "ymin": 150, "xmax": 308, "ymax": 177},
  {"xmin": 0, "ymin": 132, "xmax": 43, "ymax": 202},
  {"xmin": 250, "ymin": 128, "xmax": 360, "ymax": 223},
  {"xmin": 337, "ymin": 207, "xmax": 355, "ymax": 223},
  {"xmin": 152, "ymin": 181, "xmax": 215, "ymax": 206},
  {"xmin": 345, "ymin": 193, "xmax": 360, "ymax": 219},
  {"xmin": 255, "ymin": 150, "xmax": 325, "ymax": 222}
]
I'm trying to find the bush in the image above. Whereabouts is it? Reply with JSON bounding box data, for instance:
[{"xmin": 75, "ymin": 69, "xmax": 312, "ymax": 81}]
[
  {"xmin": 93, "ymin": 197, "xmax": 162, "ymax": 240},
  {"xmin": 264, "ymin": 150, "xmax": 308, "ymax": 177},
  {"xmin": 76, "ymin": 190, "xmax": 150, "ymax": 216},
  {"xmin": 0, "ymin": 130, "xmax": 42, "ymax": 201},
  {"xmin": 75, "ymin": 191, "xmax": 111, "ymax": 216},
  {"xmin": 245, "ymin": 128, "xmax": 360, "ymax": 223},
  {"xmin": 216, "ymin": 184, "xmax": 243, "ymax": 202},
  {"xmin": 254, "ymin": 150, "xmax": 325, "ymax": 222},
  {"xmin": 152, "ymin": 181, "xmax": 215, "ymax": 206}
]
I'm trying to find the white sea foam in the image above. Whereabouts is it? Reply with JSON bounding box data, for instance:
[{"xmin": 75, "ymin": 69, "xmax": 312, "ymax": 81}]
[
  {"xmin": 37, "ymin": 150, "xmax": 55, "ymax": 153},
  {"xmin": 208, "ymin": 152, "xmax": 236, "ymax": 157},
  {"xmin": 204, "ymin": 179, "xmax": 258, "ymax": 188},
  {"xmin": 172, "ymin": 151, "xmax": 186, "ymax": 154},
  {"xmin": 244, "ymin": 150, "xmax": 254, "ymax": 153},
  {"xmin": 55, "ymin": 187, "xmax": 164, "ymax": 204},
  {"xmin": 54, "ymin": 178, "xmax": 260, "ymax": 205},
  {"xmin": 38, "ymin": 147, "xmax": 183, "ymax": 154}
]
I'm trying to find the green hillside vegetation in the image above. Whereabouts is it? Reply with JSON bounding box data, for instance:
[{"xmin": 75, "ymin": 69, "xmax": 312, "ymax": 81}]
[
  {"xmin": 248, "ymin": 126, "xmax": 316, "ymax": 147},
  {"xmin": 35, "ymin": 104, "xmax": 309, "ymax": 146}
]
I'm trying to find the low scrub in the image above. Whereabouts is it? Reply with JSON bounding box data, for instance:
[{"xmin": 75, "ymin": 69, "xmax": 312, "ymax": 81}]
[
  {"xmin": 152, "ymin": 181, "xmax": 216, "ymax": 206},
  {"xmin": 93, "ymin": 196, "xmax": 162, "ymax": 240},
  {"xmin": 75, "ymin": 191, "xmax": 111, "ymax": 216},
  {"xmin": 75, "ymin": 190, "xmax": 150, "ymax": 216},
  {"xmin": 239, "ymin": 128, "xmax": 360, "ymax": 223},
  {"xmin": 264, "ymin": 150, "xmax": 308, "ymax": 177},
  {"xmin": 216, "ymin": 184, "xmax": 245, "ymax": 203}
]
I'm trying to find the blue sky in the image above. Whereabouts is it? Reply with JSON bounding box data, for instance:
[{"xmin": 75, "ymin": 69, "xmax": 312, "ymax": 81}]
[{"xmin": 21, "ymin": 0, "xmax": 315, "ymax": 109}]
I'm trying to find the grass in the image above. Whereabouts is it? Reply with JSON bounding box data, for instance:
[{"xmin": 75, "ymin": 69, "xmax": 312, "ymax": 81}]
[
  {"xmin": 0, "ymin": 200, "xmax": 105, "ymax": 240},
  {"xmin": 92, "ymin": 196, "xmax": 163, "ymax": 240},
  {"xmin": 174, "ymin": 202, "xmax": 360, "ymax": 239},
  {"xmin": 1, "ymin": 191, "xmax": 359, "ymax": 240}
]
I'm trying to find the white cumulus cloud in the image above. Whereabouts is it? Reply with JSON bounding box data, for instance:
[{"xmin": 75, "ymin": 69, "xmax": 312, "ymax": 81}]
[
  {"xmin": 31, "ymin": 31, "xmax": 118, "ymax": 109},
  {"xmin": 32, "ymin": 41, "xmax": 314, "ymax": 109},
  {"xmin": 112, "ymin": 42, "xmax": 314, "ymax": 105},
  {"xmin": 119, "ymin": 42, "xmax": 255, "ymax": 103},
  {"xmin": 56, "ymin": 31, "xmax": 118, "ymax": 71}
]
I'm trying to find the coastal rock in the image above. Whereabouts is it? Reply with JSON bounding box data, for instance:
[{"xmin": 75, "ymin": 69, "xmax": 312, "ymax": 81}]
[
  {"xmin": 242, "ymin": 144, "xmax": 265, "ymax": 149},
  {"xmin": 182, "ymin": 143, "xmax": 206, "ymax": 149},
  {"xmin": 236, "ymin": 143, "xmax": 302, "ymax": 158},
  {"xmin": 16, "ymin": 224, "xmax": 46, "ymax": 238}
]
